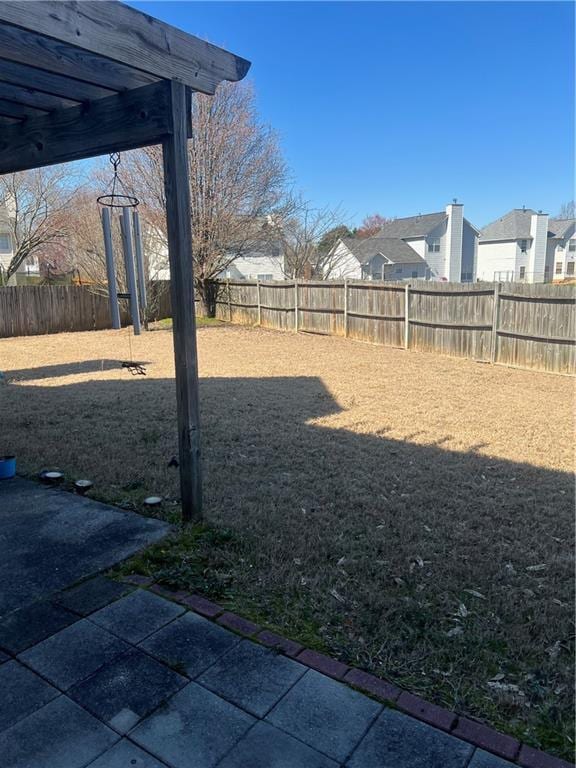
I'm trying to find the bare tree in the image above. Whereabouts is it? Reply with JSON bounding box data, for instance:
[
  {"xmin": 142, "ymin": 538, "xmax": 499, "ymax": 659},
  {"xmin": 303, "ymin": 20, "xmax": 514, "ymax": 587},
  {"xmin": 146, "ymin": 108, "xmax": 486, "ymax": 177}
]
[
  {"xmin": 273, "ymin": 197, "xmax": 352, "ymax": 279},
  {"xmin": 356, "ymin": 213, "xmax": 391, "ymax": 239},
  {"xmin": 124, "ymin": 81, "xmax": 288, "ymax": 315},
  {"xmin": 555, "ymin": 201, "xmax": 575, "ymax": 219},
  {"xmin": 0, "ymin": 167, "xmax": 77, "ymax": 284}
]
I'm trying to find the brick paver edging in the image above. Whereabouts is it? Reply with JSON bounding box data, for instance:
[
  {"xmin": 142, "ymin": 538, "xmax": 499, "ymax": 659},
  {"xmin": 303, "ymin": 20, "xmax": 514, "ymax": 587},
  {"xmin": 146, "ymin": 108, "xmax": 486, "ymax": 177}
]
[{"xmin": 124, "ymin": 579, "xmax": 573, "ymax": 768}]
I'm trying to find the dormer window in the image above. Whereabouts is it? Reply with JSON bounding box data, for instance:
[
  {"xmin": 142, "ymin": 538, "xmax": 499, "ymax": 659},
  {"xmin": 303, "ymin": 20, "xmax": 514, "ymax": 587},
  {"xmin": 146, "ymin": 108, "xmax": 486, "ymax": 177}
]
[
  {"xmin": 569, "ymin": 241, "xmax": 576, "ymax": 252},
  {"xmin": 428, "ymin": 238, "xmax": 440, "ymax": 253},
  {"xmin": 0, "ymin": 233, "xmax": 11, "ymax": 253},
  {"xmin": 519, "ymin": 239, "xmax": 528, "ymax": 252}
]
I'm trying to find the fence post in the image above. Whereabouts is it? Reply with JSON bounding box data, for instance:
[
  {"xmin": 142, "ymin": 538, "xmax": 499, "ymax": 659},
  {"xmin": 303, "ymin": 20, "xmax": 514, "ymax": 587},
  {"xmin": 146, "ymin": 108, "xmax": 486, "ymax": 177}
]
[
  {"xmin": 404, "ymin": 283, "xmax": 410, "ymax": 350},
  {"xmin": 294, "ymin": 279, "xmax": 298, "ymax": 332},
  {"xmin": 227, "ymin": 279, "xmax": 232, "ymax": 322},
  {"xmin": 490, "ymin": 281, "xmax": 501, "ymax": 363},
  {"xmin": 344, "ymin": 279, "xmax": 349, "ymax": 337},
  {"xmin": 256, "ymin": 280, "xmax": 261, "ymax": 326}
]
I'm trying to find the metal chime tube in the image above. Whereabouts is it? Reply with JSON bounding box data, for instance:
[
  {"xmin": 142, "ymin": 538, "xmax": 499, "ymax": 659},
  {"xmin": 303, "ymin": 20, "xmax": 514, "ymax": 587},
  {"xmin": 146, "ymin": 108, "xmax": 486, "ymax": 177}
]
[
  {"xmin": 132, "ymin": 209, "xmax": 148, "ymax": 311},
  {"xmin": 119, "ymin": 206, "xmax": 141, "ymax": 335},
  {"xmin": 101, "ymin": 207, "xmax": 121, "ymax": 330}
]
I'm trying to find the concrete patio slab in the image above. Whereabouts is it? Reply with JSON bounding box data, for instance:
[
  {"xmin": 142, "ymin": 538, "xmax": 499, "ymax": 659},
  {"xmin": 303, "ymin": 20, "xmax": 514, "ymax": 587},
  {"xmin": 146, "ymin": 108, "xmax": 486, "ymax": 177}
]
[
  {"xmin": 217, "ymin": 720, "xmax": 340, "ymax": 768},
  {"xmin": 469, "ymin": 750, "xmax": 517, "ymax": 768},
  {"xmin": 19, "ymin": 618, "xmax": 130, "ymax": 691},
  {"xmin": 197, "ymin": 639, "xmax": 306, "ymax": 717},
  {"xmin": 0, "ymin": 599, "xmax": 77, "ymax": 654},
  {"xmin": 89, "ymin": 589, "xmax": 185, "ymax": 644},
  {"xmin": 68, "ymin": 647, "xmax": 187, "ymax": 734},
  {"xmin": 56, "ymin": 575, "xmax": 133, "ymax": 616},
  {"xmin": 0, "ymin": 660, "xmax": 59, "ymax": 733},
  {"xmin": 86, "ymin": 738, "xmax": 170, "ymax": 767},
  {"xmin": 0, "ymin": 696, "xmax": 118, "ymax": 768},
  {"xmin": 0, "ymin": 477, "xmax": 169, "ymax": 617},
  {"xmin": 266, "ymin": 668, "xmax": 382, "ymax": 762},
  {"xmin": 131, "ymin": 682, "xmax": 255, "ymax": 768},
  {"xmin": 140, "ymin": 610, "xmax": 241, "ymax": 678},
  {"xmin": 346, "ymin": 708, "xmax": 474, "ymax": 768}
]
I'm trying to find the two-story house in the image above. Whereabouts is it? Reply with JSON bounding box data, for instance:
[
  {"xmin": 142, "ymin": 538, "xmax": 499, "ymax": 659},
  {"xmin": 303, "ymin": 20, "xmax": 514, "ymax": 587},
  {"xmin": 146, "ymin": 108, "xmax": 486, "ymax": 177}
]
[
  {"xmin": 328, "ymin": 203, "xmax": 478, "ymax": 282},
  {"xmin": 477, "ymin": 208, "xmax": 576, "ymax": 282}
]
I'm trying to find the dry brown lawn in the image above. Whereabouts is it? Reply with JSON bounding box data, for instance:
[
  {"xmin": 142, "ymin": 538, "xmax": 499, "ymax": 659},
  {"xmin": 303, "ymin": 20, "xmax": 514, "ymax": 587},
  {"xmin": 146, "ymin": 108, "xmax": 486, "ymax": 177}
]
[{"xmin": 0, "ymin": 323, "xmax": 574, "ymax": 758}]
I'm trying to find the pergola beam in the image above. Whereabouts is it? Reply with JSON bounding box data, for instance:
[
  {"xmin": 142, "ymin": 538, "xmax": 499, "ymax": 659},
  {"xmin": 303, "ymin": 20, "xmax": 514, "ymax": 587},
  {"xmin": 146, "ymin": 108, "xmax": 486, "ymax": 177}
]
[
  {"xmin": 0, "ymin": 1, "xmax": 250, "ymax": 95},
  {"xmin": 0, "ymin": 81, "xmax": 80, "ymax": 112},
  {"xmin": 0, "ymin": 81, "xmax": 174, "ymax": 174},
  {"xmin": 0, "ymin": 59, "xmax": 116, "ymax": 102}
]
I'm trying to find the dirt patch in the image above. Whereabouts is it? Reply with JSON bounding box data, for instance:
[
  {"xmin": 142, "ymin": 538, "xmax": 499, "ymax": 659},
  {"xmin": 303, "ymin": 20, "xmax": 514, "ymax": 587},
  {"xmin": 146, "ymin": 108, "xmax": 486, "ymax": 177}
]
[{"xmin": 0, "ymin": 324, "xmax": 573, "ymax": 758}]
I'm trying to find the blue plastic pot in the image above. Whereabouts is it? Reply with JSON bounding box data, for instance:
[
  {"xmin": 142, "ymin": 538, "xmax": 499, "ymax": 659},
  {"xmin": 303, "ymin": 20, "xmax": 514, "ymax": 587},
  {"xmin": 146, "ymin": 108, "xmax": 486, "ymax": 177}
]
[{"xmin": 0, "ymin": 456, "xmax": 16, "ymax": 480}]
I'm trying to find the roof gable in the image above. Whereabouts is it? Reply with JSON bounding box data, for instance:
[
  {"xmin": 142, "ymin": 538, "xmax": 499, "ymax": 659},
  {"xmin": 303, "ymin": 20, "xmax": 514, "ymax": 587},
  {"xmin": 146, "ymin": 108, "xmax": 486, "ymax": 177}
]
[
  {"xmin": 480, "ymin": 209, "xmax": 537, "ymax": 241},
  {"xmin": 548, "ymin": 219, "xmax": 576, "ymax": 239},
  {"xmin": 378, "ymin": 212, "xmax": 447, "ymax": 239},
  {"xmin": 342, "ymin": 236, "xmax": 425, "ymax": 265}
]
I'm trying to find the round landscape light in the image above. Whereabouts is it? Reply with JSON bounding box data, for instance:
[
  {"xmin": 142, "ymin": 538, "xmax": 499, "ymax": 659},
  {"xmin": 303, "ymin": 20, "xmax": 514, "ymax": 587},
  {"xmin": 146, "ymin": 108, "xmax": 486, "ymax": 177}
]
[
  {"xmin": 143, "ymin": 495, "xmax": 163, "ymax": 507},
  {"xmin": 74, "ymin": 479, "xmax": 93, "ymax": 495},
  {"xmin": 42, "ymin": 471, "xmax": 64, "ymax": 484}
]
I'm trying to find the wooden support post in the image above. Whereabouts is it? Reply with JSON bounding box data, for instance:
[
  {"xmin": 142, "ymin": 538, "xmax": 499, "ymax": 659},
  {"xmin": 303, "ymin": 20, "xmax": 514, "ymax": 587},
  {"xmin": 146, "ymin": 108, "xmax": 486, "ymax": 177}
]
[
  {"xmin": 490, "ymin": 282, "xmax": 501, "ymax": 363},
  {"xmin": 344, "ymin": 279, "xmax": 349, "ymax": 338},
  {"xmin": 163, "ymin": 80, "xmax": 202, "ymax": 522},
  {"xmin": 101, "ymin": 207, "xmax": 121, "ymax": 330},
  {"xmin": 256, "ymin": 279, "xmax": 261, "ymax": 326},
  {"xmin": 294, "ymin": 279, "xmax": 299, "ymax": 332},
  {"xmin": 227, "ymin": 279, "xmax": 232, "ymax": 322},
  {"xmin": 404, "ymin": 283, "xmax": 410, "ymax": 350}
]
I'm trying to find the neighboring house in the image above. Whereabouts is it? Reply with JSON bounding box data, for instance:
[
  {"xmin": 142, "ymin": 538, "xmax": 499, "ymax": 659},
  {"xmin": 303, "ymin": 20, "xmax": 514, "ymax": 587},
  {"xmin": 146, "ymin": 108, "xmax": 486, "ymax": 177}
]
[
  {"xmin": 329, "ymin": 203, "xmax": 478, "ymax": 282},
  {"xmin": 477, "ymin": 208, "xmax": 576, "ymax": 283},
  {"xmin": 0, "ymin": 202, "xmax": 40, "ymax": 283},
  {"xmin": 220, "ymin": 241, "xmax": 285, "ymax": 281}
]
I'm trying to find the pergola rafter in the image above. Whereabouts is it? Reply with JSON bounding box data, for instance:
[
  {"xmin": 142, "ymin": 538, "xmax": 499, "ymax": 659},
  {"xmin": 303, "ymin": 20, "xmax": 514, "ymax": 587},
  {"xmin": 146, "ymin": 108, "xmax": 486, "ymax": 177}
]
[{"xmin": 0, "ymin": 0, "xmax": 251, "ymax": 521}]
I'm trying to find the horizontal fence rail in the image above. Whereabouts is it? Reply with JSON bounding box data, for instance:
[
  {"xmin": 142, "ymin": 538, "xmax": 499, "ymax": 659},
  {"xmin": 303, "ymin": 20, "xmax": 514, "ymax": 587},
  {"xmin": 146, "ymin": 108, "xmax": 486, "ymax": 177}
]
[
  {"xmin": 215, "ymin": 279, "xmax": 575, "ymax": 375},
  {"xmin": 1, "ymin": 280, "xmax": 574, "ymax": 375}
]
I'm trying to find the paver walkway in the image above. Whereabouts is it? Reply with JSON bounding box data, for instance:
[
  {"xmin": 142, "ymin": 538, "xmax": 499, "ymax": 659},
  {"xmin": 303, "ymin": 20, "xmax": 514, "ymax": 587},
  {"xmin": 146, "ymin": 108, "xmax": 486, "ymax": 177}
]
[{"xmin": 0, "ymin": 480, "xmax": 542, "ymax": 767}]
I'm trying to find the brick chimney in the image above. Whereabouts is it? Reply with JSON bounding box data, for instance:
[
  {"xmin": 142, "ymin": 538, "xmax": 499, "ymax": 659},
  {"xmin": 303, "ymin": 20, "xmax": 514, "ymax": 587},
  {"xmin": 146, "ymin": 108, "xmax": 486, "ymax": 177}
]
[
  {"xmin": 445, "ymin": 201, "xmax": 464, "ymax": 282},
  {"xmin": 527, "ymin": 212, "xmax": 548, "ymax": 283}
]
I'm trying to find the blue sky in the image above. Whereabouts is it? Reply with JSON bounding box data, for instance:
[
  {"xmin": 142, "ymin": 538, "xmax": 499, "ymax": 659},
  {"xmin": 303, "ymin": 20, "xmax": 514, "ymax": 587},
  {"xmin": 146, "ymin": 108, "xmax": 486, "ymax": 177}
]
[{"xmin": 131, "ymin": 1, "xmax": 574, "ymax": 228}]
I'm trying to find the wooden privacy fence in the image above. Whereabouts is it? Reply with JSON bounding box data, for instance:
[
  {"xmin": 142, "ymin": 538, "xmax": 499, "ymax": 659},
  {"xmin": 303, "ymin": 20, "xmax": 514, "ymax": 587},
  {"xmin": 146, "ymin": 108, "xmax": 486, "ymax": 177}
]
[
  {"xmin": 0, "ymin": 285, "xmax": 129, "ymax": 337},
  {"xmin": 216, "ymin": 279, "xmax": 576, "ymax": 375}
]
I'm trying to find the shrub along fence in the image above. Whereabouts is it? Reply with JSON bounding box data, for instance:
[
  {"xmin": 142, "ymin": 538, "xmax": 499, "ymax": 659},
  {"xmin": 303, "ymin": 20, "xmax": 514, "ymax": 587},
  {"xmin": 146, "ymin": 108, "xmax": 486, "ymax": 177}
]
[
  {"xmin": 215, "ymin": 279, "xmax": 575, "ymax": 375},
  {"xmin": 1, "ymin": 280, "xmax": 574, "ymax": 374}
]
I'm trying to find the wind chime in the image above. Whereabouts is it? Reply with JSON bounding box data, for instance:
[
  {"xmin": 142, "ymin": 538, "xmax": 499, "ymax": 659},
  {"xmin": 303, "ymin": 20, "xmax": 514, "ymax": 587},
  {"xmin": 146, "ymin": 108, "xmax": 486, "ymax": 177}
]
[{"xmin": 97, "ymin": 152, "xmax": 147, "ymax": 341}]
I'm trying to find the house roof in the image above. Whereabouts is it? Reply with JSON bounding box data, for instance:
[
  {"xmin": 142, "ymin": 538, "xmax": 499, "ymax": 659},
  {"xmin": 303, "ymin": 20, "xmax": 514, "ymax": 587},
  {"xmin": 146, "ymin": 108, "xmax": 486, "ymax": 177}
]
[
  {"xmin": 480, "ymin": 209, "xmax": 538, "ymax": 241},
  {"xmin": 548, "ymin": 219, "xmax": 576, "ymax": 239},
  {"xmin": 377, "ymin": 212, "xmax": 447, "ymax": 239},
  {"xmin": 342, "ymin": 237, "xmax": 425, "ymax": 265}
]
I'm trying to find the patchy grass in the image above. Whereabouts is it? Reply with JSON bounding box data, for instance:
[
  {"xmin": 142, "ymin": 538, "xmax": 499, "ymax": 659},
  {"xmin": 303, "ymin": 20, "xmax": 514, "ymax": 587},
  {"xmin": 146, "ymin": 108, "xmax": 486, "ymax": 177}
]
[
  {"xmin": 0, "ymin": 325, "xmax": 573, "ymax": 760},
  {"xmin": 152, "ymin": 316, "xmax": 225, "ymax": 330}
]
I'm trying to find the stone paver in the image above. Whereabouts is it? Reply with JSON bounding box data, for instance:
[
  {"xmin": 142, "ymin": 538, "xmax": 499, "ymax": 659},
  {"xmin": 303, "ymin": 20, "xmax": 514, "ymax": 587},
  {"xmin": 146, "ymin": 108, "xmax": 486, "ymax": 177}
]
[
  {"xmin": 198, "ymin": 639, "xmax": 306, "ymax": 717},
  {"xmin": 86, "ymin": 738, "xmax": 170, "ymax": 767},
  {"xmin": 89, "ymin": 589, "xmax": 184, "ymax": 644},
  {"xmin": 266, "ymin": 669, "xmax": 382, "ymax": 762},
  {"xmin": 56, "ymin": 576, "xmax": 133, "ymax": 617},
  {"xmin": 0, "ymin": 660, "xmax": 59, "ymax": 733},
  {"xmin": 68, "ymin": 648, "xmax": 187, "ymax": 734},
  {"xmin": 469, "ymin": 750, "xmax": 517, "ymax": 767},
  {"xmin": 346, "ymin": 708, "xmax": 474, "ymax": 767},
  {"xmin": 217, "ymin": 720, "xmax": 340, "ymax": 768},
  {"xmin": 0, "ymin": 696, "xmax": 118, "ymax": 768},
  {"xmin": 0, "ymin": 600, "xmax": 77, "ymax": 654},
  {"xmin": 19, "ymin": 619, "xmax": 130, "ymax": 690},
  {"xmin": 0, "ymin": 477, "xmax": 169, "ymax": 616},
  {"xmin": 140, "ymin": 610, "xmax": 240, "ymax": 678},
  {"xmin": 131, "ymin": 682, "xmax": 255, "ymax": 768}
]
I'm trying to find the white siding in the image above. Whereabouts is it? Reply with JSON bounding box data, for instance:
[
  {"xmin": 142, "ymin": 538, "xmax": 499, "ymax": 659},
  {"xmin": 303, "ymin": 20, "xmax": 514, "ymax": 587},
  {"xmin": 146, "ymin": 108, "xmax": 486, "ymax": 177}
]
[
  {"xmin": 328, "ymin": 242, "xmax": 362, "ymax": 279},
  {"xmin": 461, "ymin": 221, "xmax": 477, "ymax": 281},
  {"xmin": 476, "ymin": 241, "xmax": 518, "ymax": 281},
  {"xmin": 222, "ymin": 252, "xmax": 285, "ymax": 281},
  {"xmin": 445, "ymin": 204, "xmax": 464, "ymax": 282},
  {"xmin": 527, "ymin": 213, "xmax": 548, "ymax": 282}
]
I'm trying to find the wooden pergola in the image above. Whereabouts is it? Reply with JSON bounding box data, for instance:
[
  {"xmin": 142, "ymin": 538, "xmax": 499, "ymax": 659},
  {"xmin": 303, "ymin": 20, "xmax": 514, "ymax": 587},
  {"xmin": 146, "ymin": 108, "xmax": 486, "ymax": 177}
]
[{"xmin": 0, "ymin": 1, "xmax": 250, "ymax": 521}]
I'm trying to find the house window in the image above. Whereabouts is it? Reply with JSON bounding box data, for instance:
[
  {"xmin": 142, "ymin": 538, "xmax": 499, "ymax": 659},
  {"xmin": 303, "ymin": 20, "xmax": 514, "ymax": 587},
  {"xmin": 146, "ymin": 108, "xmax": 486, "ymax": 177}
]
[
  {"xmin": 555, "ymin": 262, "xmax": 563, "ymax": 275},
  {"xmin": 394, "ymin": 267, "xmax": 402, "ymax": 274},
  {"xmin": 569, "ymin": 241, "xmax": 576, "ymax": 252},
  {"xmin": 461, "ymin": 271, "xmax": 473, "ymax": 282},
  {"xmin": 257, "ymin": 274, "xmax": 273, "ymax": 281},
  {"xmin": 567, "ymin": 261, "xmax": 575, "ymax": 275},
  {"xmin": 411, "ymin": 271, "xmax": 418, "ymax": 278},
  {"xmin": 0, "ymin": 233, "xmax": 11, "ymax": 253},
  {"xmin": 519, "ymin": 239, "xmax": 528, "ymax": 252},
  {"xmin": 428, "ymin": 238, "xmax": 440, "ymax": 253},
  {"xmin": 519, "ymin": 266, "xmax": 526, "ymax": 279}
]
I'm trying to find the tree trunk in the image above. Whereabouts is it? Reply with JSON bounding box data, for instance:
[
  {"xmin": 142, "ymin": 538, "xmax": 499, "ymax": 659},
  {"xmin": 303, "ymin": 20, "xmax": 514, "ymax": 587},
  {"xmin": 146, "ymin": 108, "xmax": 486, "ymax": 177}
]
[{"xmin": 196, "ymin": 277, "xmax": 219, "ymax": 318}]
